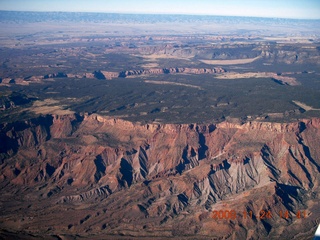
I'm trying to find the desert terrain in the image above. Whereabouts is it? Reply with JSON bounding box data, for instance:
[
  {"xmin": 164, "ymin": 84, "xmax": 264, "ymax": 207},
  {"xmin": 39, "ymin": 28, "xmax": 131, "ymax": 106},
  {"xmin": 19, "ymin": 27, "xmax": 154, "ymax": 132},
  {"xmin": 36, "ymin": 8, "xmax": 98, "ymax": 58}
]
[{"xmin": 0, "ymin": 11, "xmax": 320, "ymax": 239}]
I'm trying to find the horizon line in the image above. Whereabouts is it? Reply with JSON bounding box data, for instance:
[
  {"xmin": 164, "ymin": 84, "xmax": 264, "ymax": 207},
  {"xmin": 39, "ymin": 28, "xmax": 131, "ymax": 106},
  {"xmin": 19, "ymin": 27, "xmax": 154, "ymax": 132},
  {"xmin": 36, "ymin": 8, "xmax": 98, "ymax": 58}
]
[{"xmin": 0, "ymin": 9, "xmax": 319, "ymax": 21}]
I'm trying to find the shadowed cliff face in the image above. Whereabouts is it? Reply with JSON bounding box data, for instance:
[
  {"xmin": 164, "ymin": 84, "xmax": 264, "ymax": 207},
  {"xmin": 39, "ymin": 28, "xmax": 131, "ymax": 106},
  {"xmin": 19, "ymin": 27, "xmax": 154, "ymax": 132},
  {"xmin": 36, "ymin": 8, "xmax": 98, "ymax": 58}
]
[{"xmin": 0, "ymin": 114, "xmax": 319, "ymax": 239}]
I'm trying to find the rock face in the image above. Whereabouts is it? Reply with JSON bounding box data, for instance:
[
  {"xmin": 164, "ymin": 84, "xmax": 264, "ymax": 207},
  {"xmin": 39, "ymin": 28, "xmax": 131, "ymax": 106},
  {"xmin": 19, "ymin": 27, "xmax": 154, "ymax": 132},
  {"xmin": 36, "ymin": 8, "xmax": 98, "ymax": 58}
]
[
  {"xmin": 0, "ymin": 114, "xmax": 319, "ymax": 239},
  {"xmin": 118, "ymin": 67, "xmax": 226, "ymax": 78}
]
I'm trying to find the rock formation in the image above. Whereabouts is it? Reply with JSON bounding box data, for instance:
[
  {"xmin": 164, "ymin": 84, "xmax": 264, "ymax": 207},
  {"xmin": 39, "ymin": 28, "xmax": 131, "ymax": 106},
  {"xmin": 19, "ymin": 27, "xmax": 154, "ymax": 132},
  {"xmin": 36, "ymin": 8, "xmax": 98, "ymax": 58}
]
[
  {"xmin": 0, "ymin": 67, "xmax": 226, "ymax": 86},
  {"xmin": 0, "ymin": 113, "xmax": 319, "ymax": 239},
  {"xmin": 118, "ymin": 67, "xmax": 226, "ymax": 78}
]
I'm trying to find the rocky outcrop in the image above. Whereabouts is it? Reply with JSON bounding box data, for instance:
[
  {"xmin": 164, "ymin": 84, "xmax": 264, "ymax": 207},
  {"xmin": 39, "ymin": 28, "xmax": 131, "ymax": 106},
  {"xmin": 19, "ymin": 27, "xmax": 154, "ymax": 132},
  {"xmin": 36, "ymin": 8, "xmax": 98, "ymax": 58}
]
[
  {"xmin": 50, "ymin": 114, "xmax": 84, "ymax": 138},
  {"xmin": 44, "ymin": 72, "xmax": 68, "ymax": 79},
  {"xmin": 118, "ymin": 67, "xmax": 226, "ymax": 78}
]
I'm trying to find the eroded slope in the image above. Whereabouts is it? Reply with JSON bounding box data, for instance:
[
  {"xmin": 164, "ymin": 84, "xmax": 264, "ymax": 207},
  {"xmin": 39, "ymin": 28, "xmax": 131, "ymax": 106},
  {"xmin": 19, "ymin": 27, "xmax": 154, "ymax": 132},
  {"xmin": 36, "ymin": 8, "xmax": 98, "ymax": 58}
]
[{"xmin": 0, "ymin": 114, "xmax": 319, "ymax": 239}]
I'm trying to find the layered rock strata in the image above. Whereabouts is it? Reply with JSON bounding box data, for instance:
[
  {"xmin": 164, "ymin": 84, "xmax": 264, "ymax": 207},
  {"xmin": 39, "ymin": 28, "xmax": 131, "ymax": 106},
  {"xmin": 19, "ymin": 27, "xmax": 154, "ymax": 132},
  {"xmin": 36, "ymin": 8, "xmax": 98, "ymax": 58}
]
[{"xmin": 0, "ymin": 114, "xmax": 319, "ymax": 239}]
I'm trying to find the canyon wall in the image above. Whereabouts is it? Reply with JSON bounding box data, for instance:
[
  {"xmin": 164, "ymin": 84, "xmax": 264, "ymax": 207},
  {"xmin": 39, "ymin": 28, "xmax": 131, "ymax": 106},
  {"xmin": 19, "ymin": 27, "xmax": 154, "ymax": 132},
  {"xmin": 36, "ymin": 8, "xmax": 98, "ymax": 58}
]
[{"xmin": 0, "ymin": 114, "xmax": 319, "ymax": 239}]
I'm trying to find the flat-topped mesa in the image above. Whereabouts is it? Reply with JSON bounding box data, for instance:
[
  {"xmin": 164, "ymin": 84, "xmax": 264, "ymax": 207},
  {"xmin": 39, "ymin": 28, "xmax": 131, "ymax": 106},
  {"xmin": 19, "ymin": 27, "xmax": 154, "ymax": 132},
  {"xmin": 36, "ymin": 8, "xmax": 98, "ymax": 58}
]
[
  {"xmin": 216, "ymin": 72, "xmax": 300, "ymax": 86},
  {"xmin": 118, "ymin": 67, "xmax": 226, "ymax": 78},
  {"xmin": 0, "ymin": 67, "xmax": 226, "ymax": 85}
]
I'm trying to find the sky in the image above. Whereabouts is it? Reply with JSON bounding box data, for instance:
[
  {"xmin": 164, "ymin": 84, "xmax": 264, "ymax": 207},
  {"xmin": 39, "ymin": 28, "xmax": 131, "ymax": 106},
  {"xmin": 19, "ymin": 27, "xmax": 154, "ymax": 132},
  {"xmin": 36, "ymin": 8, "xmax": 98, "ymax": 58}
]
[{"xmin": 0, "ymin": 0, "xmax": 319, "ymax": 19}]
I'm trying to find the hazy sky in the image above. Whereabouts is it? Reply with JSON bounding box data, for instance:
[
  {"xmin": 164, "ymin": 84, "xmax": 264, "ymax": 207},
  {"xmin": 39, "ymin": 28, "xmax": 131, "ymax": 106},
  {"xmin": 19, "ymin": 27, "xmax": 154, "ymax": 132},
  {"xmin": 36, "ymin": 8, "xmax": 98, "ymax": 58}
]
[{"xmin": 0, "ymin": 0, "xmax": 319, "ymax": 19}]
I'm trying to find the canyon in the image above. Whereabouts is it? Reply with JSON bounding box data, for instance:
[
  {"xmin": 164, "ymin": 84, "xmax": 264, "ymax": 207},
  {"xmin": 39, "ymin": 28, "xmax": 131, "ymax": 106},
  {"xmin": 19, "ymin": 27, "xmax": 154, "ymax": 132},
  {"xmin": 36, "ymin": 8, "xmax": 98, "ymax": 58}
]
[
  {"xmin": 0, "ymin": 11, "xmax": 320, "ymax": 240},
  {"xmin": 0, "ymin": 113, "xmax": 319, "ymax": 239}
]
